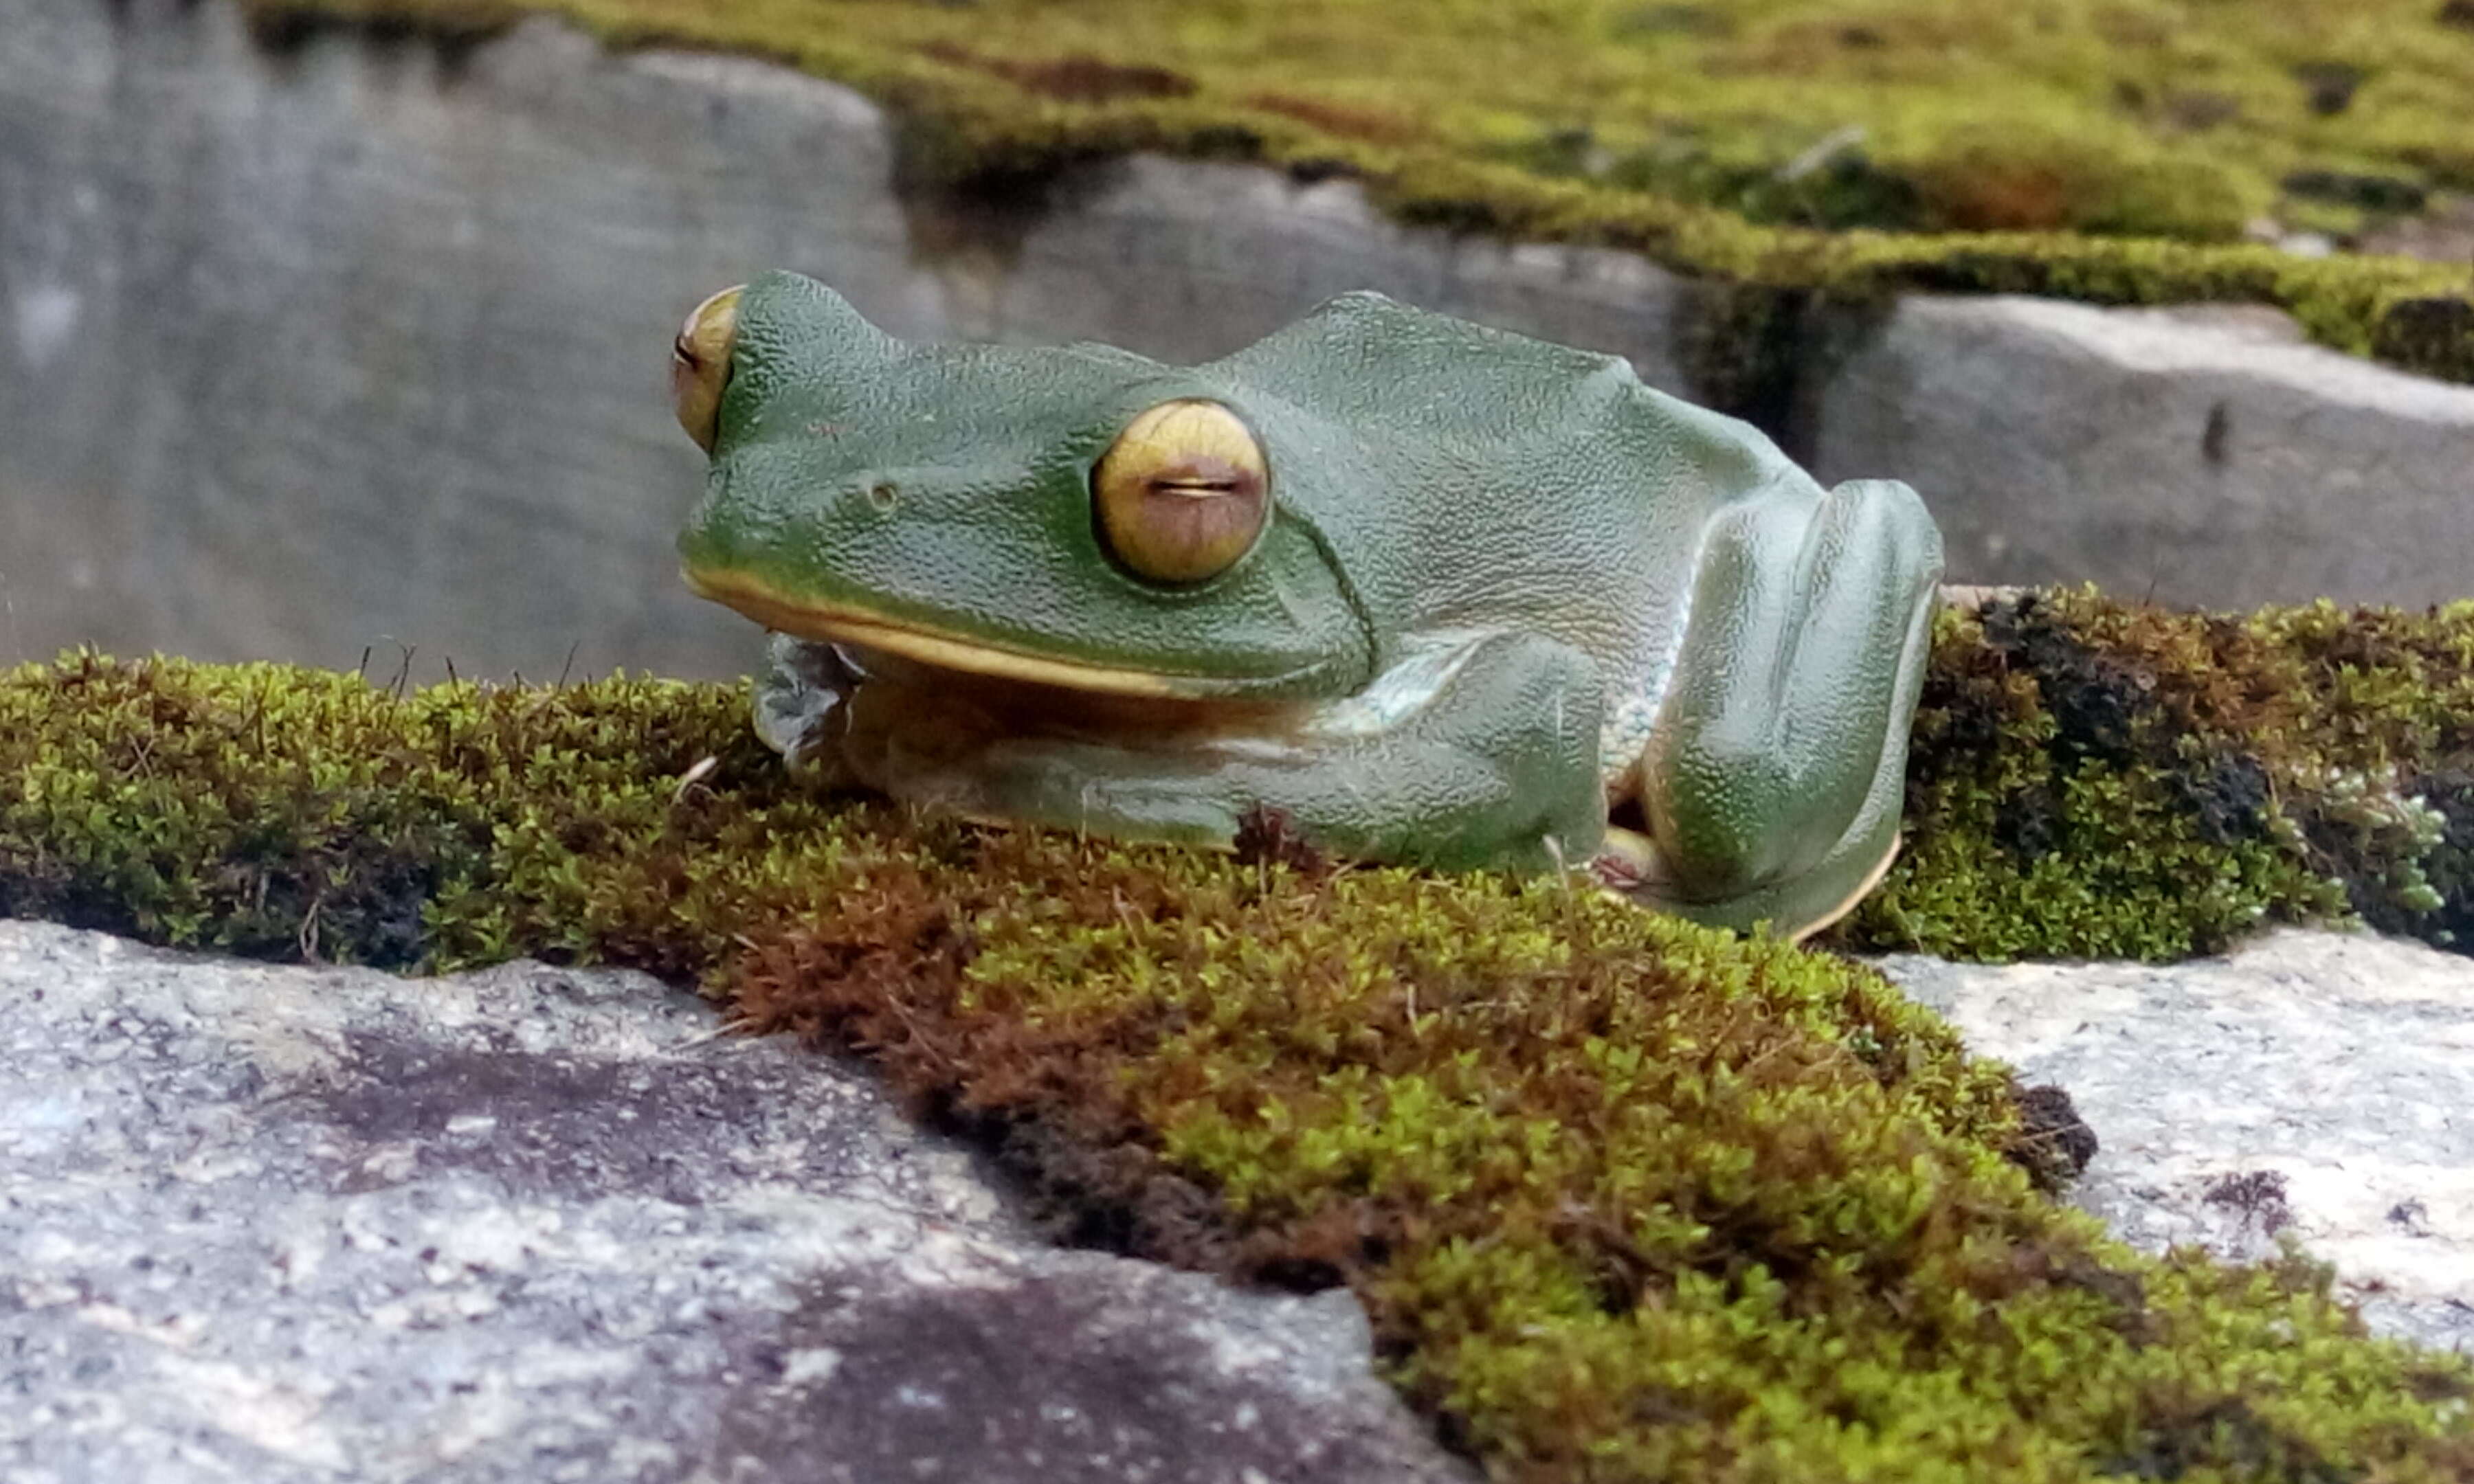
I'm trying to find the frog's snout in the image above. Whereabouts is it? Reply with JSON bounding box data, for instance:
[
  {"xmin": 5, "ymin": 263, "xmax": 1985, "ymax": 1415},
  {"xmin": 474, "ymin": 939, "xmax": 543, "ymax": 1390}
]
[{"xmin": 671, "ymin": 285, "xmax": 743, "ymax": 452}]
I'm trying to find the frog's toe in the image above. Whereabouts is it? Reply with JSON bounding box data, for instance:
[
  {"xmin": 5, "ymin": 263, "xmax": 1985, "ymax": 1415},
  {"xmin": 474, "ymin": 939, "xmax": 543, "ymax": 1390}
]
[
  {"xmin": 1785, "ymin": 829, "xmax": 1902, "ymax": 943},
  {"xmin": 1608, "ymin": 813, "xmax": 1903, "ymax": 941},
  {"xmin": 1592, "ymin": 820, "xmax": 1897, "ymax": 941},
  {"xmin": 1588, "ymin": 824, "xmax": 1669, "ymax": 893}
]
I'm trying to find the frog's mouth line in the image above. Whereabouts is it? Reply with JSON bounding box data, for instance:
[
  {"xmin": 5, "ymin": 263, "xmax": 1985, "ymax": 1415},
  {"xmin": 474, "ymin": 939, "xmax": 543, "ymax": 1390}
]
[{"xmin": 684, "ymin": 566, "xmax": 1255, "ymax": 700}]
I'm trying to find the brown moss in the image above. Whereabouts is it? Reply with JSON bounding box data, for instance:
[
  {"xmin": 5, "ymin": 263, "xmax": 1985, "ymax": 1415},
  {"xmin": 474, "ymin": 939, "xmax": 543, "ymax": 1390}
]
[
  {"xmin": 2005, "ymin": 1083, "xmax": 2102, "ymax": 1193},
  {"xmin": 237, "ymin": 0, "xmax": 520, "ymax": 58},
  {"xmin": 1906, "ymin": 127, "xmax": 2252, "ymax": 239},
  {"xmin": 918, "ymin": 42, "xmax": 1198, "ymax": 104},
  {"xmin": 1242, "ymin": 92, "xmax": 1423, "ymax": 147}
]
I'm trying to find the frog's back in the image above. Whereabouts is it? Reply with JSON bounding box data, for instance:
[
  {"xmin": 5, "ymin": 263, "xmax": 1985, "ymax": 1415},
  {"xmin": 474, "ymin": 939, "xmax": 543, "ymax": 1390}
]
[{"xmin": 1200, "ymin": 291, "xmax": 1818, "ymax": 690}]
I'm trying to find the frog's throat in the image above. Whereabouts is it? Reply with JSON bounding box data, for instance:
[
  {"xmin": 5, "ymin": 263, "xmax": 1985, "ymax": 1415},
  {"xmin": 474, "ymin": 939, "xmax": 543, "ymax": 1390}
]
[{"xmin": 685, "ymin": 566, "xmax": 1253, "ymax": 700}]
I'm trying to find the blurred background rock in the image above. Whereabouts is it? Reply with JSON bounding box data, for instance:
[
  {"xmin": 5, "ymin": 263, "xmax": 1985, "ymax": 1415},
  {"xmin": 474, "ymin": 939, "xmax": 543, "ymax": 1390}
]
[{"xmin": 4, "ymin": 0, "xmax": 2470, "ymax": 684}]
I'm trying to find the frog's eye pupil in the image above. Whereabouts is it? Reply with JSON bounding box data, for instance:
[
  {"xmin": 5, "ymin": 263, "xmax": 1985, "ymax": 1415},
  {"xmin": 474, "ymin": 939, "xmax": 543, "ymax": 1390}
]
[
  {"xmin": 1093, "ymin": 401, "xmax": 1271, "ymax": 585},
  {"xmin": 671, "ymin": 285, "xmax": 744, "ymax": 453}
]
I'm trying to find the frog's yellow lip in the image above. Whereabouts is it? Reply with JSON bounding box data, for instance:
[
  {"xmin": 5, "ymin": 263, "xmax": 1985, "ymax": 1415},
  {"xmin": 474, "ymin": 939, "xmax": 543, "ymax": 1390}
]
[{"xmin": 683, "ymin": 566, "xmax": 1255, "ymax": 699}]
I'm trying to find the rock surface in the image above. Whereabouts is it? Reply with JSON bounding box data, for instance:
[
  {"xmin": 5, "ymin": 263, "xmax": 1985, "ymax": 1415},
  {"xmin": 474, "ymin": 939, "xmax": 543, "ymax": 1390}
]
[
  {"xmin": 1806, "ymin": 295, "xmax": 2474, "ymax": 611},
  {"xmin": 1878, "ymin": 928, "xmax": 2474, "ymax": 1355},
  {"xmin": 3, "ymin": 0, "xmax": 2470, "ymax": 691},
  {"xmin": 0, "ymin": 919, "xmax": 1475, "ymax": 1484},
  {"xmin": 8, "ymin": 910, "xmax": 2471, "ymax": 1481},
  {"xmin": 0, "ymin": 0, "xmax": 1706, "ymax": 686}
]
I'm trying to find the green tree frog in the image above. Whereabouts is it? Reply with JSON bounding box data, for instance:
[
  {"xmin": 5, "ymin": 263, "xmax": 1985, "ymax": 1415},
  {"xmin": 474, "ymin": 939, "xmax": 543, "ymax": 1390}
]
[{"xmin": 671, "ymin": 272, "xmax": 1942, "ymax": 939}]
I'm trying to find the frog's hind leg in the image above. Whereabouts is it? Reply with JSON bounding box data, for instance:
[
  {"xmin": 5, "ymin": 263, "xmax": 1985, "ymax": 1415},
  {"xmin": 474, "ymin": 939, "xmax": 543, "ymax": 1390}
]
[{"xmin": 1616, "ymin": 475, "xmax": 1941, "ymax": 940}]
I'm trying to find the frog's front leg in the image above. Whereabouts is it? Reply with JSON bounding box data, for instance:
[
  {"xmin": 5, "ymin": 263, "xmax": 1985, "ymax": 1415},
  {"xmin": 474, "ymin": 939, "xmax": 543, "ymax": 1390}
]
[
  {"xmin": 857, "ymin": 631, "xmax": 1608, "ymax": 877},
  {"xmin": 1623, "ymin": 477, "xmax": 1943, "ymax": 939},
  {"xmin": 751, "ymin": 632, "xmax": 864, "ymax": 783},
  {"xmin": 1249, "ymin": 629, "xmax": 1610, "ymax": 873}
]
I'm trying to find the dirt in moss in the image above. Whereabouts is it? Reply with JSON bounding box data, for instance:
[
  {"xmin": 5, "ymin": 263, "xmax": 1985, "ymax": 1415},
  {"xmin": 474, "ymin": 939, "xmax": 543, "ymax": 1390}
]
[
  {"xmin": 5, "ymin": 597, "xmax": 2474, "ymax": 1478},
  {"xmin": 223, "ymin": 0, "xmax": 2474, "ymax": 383}
]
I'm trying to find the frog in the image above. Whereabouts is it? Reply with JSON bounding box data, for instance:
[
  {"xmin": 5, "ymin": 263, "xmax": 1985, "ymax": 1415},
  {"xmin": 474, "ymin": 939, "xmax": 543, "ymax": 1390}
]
[{"xmin": 669, "ymin": 271, "xmax": 1943, "ymax": 940}]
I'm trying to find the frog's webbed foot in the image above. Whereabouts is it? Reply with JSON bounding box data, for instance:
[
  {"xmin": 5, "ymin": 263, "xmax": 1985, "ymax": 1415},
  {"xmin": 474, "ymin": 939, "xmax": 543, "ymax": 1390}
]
[
  {"xmin": 1629, "ymin": 477, "xmax": 1942, "ymax": 938},
  {"xmin": 752, "ymin": 631, "xmax": 864, "ymax": 780},
  {"xmin": 1595, "ymin": 826, "xmax": 1906, "ymax": 943}
]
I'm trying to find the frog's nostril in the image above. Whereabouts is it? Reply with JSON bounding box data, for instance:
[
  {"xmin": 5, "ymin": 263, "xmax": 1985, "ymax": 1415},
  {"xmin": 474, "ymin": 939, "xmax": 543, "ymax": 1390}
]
[{"xmin": 866, "ymin": 480, "xmax": 900, "ymax": 512}]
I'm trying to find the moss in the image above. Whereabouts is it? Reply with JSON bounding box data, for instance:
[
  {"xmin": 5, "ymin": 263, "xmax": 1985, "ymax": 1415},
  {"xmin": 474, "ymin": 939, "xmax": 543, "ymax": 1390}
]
[
  {"xmin": 5, "ymin": 620, "xmax": 2474, "ymax": 1480},
  {"xmin": 1899, "ymin": 121, "xmax": 2261, "ymax": 240},
  {"xmin": 1830, "ymin": 589, "xmax": 2474, "ymax": 960},
  {"xmin": 230, "ymin": 0, "xmax": 2474, "ymax": 381}
]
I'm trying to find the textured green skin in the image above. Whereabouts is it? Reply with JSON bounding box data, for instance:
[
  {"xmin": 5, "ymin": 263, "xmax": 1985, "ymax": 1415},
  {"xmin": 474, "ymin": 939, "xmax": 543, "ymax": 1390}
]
[{"xmin": 680, "ymin": 271, "xmax": 1944, "ymax": 934}]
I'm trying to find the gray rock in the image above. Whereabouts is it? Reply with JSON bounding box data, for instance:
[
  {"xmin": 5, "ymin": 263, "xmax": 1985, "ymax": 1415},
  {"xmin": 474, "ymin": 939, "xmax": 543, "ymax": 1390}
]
[
  {"xmin": 935, "ymin": 153, "xmax": 1700, "ymax": 390},
  {"xmin": 0, "ymin": 919, "xmax": 1475, "ymax": 1484},
  {"xmin": 1805, "ymin": 295, "xmax": 2474, "ymax": 611},
  {"xmin": 0, "ymin": 0, "xmax": 1702, "ymax": 686},
  {"xmin": 5, "ymin": 0, "xmax": 2472, "ymax": 693},
  {"xmin": 1877, "ymin": 928, "xmax": 2474, "ymax": 1354}
]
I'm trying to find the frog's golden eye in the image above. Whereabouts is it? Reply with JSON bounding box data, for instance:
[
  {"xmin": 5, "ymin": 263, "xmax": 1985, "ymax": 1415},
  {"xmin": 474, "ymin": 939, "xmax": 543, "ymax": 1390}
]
[
  {"xmin": 1092, "ymin": 401, "xmax": 1271, "ymax": 585},
  {"xmin": 670, "ymin": 284, "xmax": 744, "ymax": 453}
]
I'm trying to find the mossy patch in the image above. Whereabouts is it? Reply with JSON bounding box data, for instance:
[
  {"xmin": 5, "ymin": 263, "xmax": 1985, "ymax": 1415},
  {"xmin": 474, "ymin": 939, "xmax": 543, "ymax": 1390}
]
[
  {"xmin": 232, "ymin": 0, "xmax": 2474, "ymax": 381},
  {"xmin": 5, "ymin": 592, "xmax": 2474, "ymax": 1479},
  {"xmin": 1838, "ymin": 588, "xmax": 2474, "ymax": 960}
]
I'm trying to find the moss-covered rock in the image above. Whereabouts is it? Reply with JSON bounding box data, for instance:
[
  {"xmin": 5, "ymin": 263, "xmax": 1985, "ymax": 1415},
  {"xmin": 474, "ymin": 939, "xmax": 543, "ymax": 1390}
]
[
  {"xmin": 5, "ymin": 592, "xmax": 2474, "ymax": 1479},
  {"xmin": 234, "ymin": 0, "xmax": 2474, "ymax": 382},
  {"xmin": 1840, "ymin": 589, "xmax": 2474, "ymax": 960}
]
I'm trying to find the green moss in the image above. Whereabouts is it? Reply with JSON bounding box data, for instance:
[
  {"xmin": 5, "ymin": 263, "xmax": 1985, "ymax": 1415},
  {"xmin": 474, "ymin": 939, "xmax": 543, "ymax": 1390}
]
[
  {"xmin": 1834, "ymin": 589, "xmax": 2474, "ymax": 960},
  {"xmin": 6, "ymin": 623, "xmax": 2474, "ymax": 1481},
  {"xmin": 234, "ymin": 0, "xmax": 2474, "ymax": 381}
]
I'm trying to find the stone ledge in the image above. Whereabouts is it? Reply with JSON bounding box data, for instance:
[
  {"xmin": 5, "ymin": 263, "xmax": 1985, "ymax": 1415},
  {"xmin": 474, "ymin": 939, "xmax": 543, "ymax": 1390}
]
[
  {"xmin": 1881, "ymin": 928, "xmax": 2474, "ymax": 1356},
  {"xmin": 1807, "ymin": 296, "xmax": 2474, "ymax": 611},
  {"xmin": 0, "ymin": 919, "xmax": 1474, "ymax": 1484}
]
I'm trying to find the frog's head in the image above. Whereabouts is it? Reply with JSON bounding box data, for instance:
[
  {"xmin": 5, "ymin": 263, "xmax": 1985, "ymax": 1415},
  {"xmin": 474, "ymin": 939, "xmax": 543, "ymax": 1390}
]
[{"xmin": 671, "ymin": 272, "xmax": 1372, "ymax": 701}]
